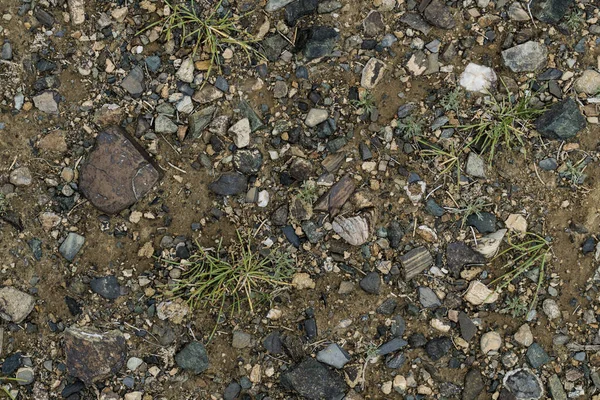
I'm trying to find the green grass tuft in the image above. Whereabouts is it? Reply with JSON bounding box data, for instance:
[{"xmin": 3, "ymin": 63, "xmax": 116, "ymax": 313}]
[
  {"xmin": 445, "ymin": 197, "xmax": 493, "ymax": 228},
  {"xmin": 418, "ymin": 139, "xmax": 462, "ymax": 184},
  {"xmin": 296, "ymin": 180, "xmax": 319, "ymax": 206},
  {"xmin": 351, "ymin": 91, "xmax": 376, "ymax": 115},
  {"xmin": 397, "ymin": 116, "xmax": 424, "ymax": 141},
  {"xmin": 502, "ymin": 295, "xmax": 528, "ymax": 318},
  {"xmin": 139, "ymin": 0, "xmax": 262, "ymax": 77},
  {"xmin": 458, "ymin": 88, "xmax": 545, "ymax": 164},
  {"xmin": 491, "ymin": 232, "xmax": 551, "ymax": 312},
  {"xmin": 165, "ymin": 231, "xmax": 294, "ymax": 325}
]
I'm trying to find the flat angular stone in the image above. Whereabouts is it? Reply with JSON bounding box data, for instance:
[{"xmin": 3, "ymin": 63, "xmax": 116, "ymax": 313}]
[
  {"xmin": 535, "ymin": 98, "xmax": 586, "ymax": 140},
  {"xmin": 0, "ymin": 287, "xmax": 35, "ymax": 323},
  {"xmin": 281, "ymin": 358, "xmax": 347, "ymax": 400},
  {"xmin": 502, "ymin": 41, "xmax": 547, "ymax": 72},
  {"xmin": 361, "ymin": 58, "xmax": 386, "ymax": 89},
  {"xmin": 64, "ymin": 327, "xmax": 127, "ymax": 385},
  {"xmin": 175, "ymin": 341, "xmax": 209, "ymax": 374},
  {"xmin": 316, "ymin": 343, "xmax": 351, "ymax": 369},
  {"xmin": 59, "ymin": 232, "xmax": 85, "ymax": 261},
  {"xmin": 79, "ymin": 126, "xmax": 161, "ymax": 214}
]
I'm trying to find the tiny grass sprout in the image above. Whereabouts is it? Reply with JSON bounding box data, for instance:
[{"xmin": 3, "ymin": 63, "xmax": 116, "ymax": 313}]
[
  {"xmin": 502, "ymin": 295, "xmax": 528, "ymax": 318},
  {"xmin": 351, "ymin": 91, "xmax": 376, "ymax": 115},
  {"xmin": 445, "ymin": 197, "xmax": 493, "ymax": 228},
  {"xmin": 397, "ymin": 116, "xmax": 423, "ymax": 141},
  {"xmin": 564, "ymin": 10, "xmax": 584, "ymax": 31},
  {"xmin": 296, "ymin": 180, "xmax": 319, "ymax": 206},
  {"xmin": 491, "ymin": 232, "xmax": 551, "ymax": 312},
  {"xmin": 139, "ymin": 0, "xmax": 262, "ymax": 77},
  {"xmin": 418, "ymin": 139, "xmax": 462, "ymax": 184},
  {"xmin": 458, "ymin": 85, "xmax": 545, "ymax": 163},
  {"xmin": 559, "ymin": 158, "xmax": 588, "ymax": 185},
  {"xmin": 441, "ymin": 87, "xmax": 462, "ymax": 114}
]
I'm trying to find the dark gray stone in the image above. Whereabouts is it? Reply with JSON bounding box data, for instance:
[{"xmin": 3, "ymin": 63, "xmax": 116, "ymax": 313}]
[
  {"xmin": 285, "ymin": 0, "xmax": 318, "ymax": 26},
  {"xmin": 466, "ymin": 212, "xmax": 496, "ymax": 234},
  {"xmin": 503, "ymin": 368, "xmax": 543, "ymax": 399},
  {"xmin": 1, "ymin": 42, "xmax": 12, "ymax": 60},
  {"xmin": 376, "ymin": 298, "xmax": 398, "ymax": 315},
  {"xmin": 233, "ymin": 149, "xmax": 263, "ymax": 175},
  {"xmin": 463, "ymin": 368, "xmax": 484, "ymax": 400},
  {"xmin": 90, "ymin": 276, "xmax": 121, "ymax": 300},
  {"xmin": 535, "ymin": 98, "xmax": 586, "ymax": 140},
  {"xmin": 121, "ymin": 66, "xmax": 145, "ymax": 97},
  {"xmin": 526, "ymin": 343, "xmax": 550, "ymax": 368},
  {"xmin": 298, "ymin": 26, "xmax": 339, "ymax": 60},
  {"xmin": 209, "ymin": 173, "xmax": 248, "ymax": 195},
  {"xmin": 390, "ymin": 315, "xmax": 406, "ymax": 337},
  {"xmin": 399, "ymin": 13, "xmax": 432, "ymax": 35},
  {"xmin": 425, "ymin": 198, "xmax": 445, "ymax": 217},
  {"xmin": 224, "ymin": 382, "xmax": 241, "ymax": 400},
  {"xmin": 263, "ymin": 331, "xmax": 283, "ymax": 354},
  {"xmin": 419, "ymin": 286, "xmax": 441, "ymax": 308},
  {"xmin": 422, "ymin": 0, "xmax": 455, "ymax": 29},
  {"xmin": 175, "ymin": 341, "xmax": 209, "ymax": 374},
  {"xmin": 458, "ymin": 312, "xmax": 477, "ymax": 342},
  {"xmin": 377, "ymin": 338, "xmax": 408, "ymax": 356},
  {"xmin": 385, "ymin": 352, "xmax": 406, "ymax": 369},
  {"xmin": 359, "ymin": 272, "xmax": 381, "ymax": 294},
  {"xmin": 539, "ymin": 157, "xmax": 558, "ymax": 170},
  {"xmin": 280, "ymin": 358, "xmax": 347, "ymax": 400},
  {"xmin": 59, "ymin": 233, "xmax": 85, "ymax": 261},
  {"xmin": 261, "ymin": 35, "xmax": 289, "ymax": 62},
  {"xmin": 446, "ymin": 242, "xmax": 486, "ymax": 277},
  {"xmin": 425, "ymin": 336, "xmax": 452, "ymax": 361},
  {"xmin": 532, "ymin": 0, "xmax": 573, "ymax": 23},
  {"xmin": 302, "ymin": 221, "xmax": 325, "ymax": 244}
]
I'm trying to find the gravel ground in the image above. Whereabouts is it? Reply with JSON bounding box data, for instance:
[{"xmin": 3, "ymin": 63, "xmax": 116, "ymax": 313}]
[{"xmin": 1, "ymin": 0, "xmax": 600, "ymax": 398}]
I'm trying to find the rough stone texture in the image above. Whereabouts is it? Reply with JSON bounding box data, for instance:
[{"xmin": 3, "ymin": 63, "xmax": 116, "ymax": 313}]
[
  {"xmin": 574, "ymin": 70, "xmax": 600, "ymax": 95},
  {"xmin": 281, "ymin": 358, "xmax": 347, "ymax": 400},
  {"xmin": 79, "ymin": 126, "xmax": 161, "ymax": 214},
  {"xmin": 531, "ymin": 0, "xmax": 573, "ymax": 23},
  {"xmin": 503, "ymin": 368, "xmax": 544, "ymax": 399},
  {"xmin": 422, "ymin": 0, "xmax": 456, "ymax": 29},
  {"xmin": 535, "ymin": 98, "xmax": 586, "ymax": 140},
  {"xmin": 64, "ymin": 327, "xmax": 127, "ymax": 385},
  {"xmin": 463, "ymin": 368, "xmax": 484, "ymax": 400},
  {"xmin": 0, "ymin": 287, "xmax": 35, "ymax": 323},
  {"xmin": 174, "ymin": 341, "xmax": 210, "ymax": 374},
  {"xmin": 501, "ymin": 41, "xmax": 548, "ymax": 72}
]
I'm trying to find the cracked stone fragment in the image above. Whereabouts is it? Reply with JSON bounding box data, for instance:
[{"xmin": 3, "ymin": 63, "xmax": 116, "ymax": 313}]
[
  {"xmin": 79, "ymin": 126, "xmax": 161, "ymax": 214},
  {"xmin": 361, "ymin": 58, "xmax": 386, "ymax": 89},
  {"xmin": 64, "ymin": 327, "xmax": 127, "ymax": 386},
  {"xmin": 332, "ymin": 215, "xmax": 369, "ymax": 246}
]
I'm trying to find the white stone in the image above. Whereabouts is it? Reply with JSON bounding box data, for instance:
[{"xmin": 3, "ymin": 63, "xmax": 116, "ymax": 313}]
[
  {"xmin": 542, "ymin": 298, "xmax": 561, "ymax": 320},
  {"xmin": 305, "ymin": 108, "xmax": 329, "ymax": 127},
  {"xmin": 475, "ymin": 229, "xmax": 507, "ymax": 258},
  {"xmin": 228, "ymin": 118, "xmax": 251, "ymax": 148},
  {"xmin": 514, "ymin": 324, "xmax": 533, "ymax": 347},
  {"xmin": 332, "ymin": 215, "xmax": 369, "ymax": 246},
  {"xmin": 505, "ymin": 214, "xmax": 527, "ymax": 233},
  {"xmin": 176, "ymin": 58, "xmax": 195, "ymax": 83},
  {"xmin": 0, "ymin": 287, "xmax": 35, "ymax": 323},
  {"xmin": 361, "ymin": 58, "xmax": 386, "ymax": 89},
  {"xmin": 127, "ymin": 357, "xmax": 143, "ymax": 371},
  {"xmin": 257, "ymin": 190, "xmax": 270, "ymax": 207},
  {"xmin": 464, "ymin": 280, "xmax": 498, "ymax": 305},
  {"xmin": 481, "ymin": 331, "xmax": 502, "ymax": 354},
  {"xmin": 460, "ymin": 63, "xmax": 497, "ymax": 93},
  {"xmin": 431, "ymin": 318, "xmax": 451, "ymax": 332}
]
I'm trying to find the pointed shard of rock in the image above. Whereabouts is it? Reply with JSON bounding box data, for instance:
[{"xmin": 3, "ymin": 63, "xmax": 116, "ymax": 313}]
[
  {"xmin": 400, "ymin": 246, "xmax": 433, "ymax": 280},
  {"xmin": 67, "ymin": 0, "xmax": 86, "ymax": 24},
  {"xmin": 120, "ymin": 66, "xmax": 145, "ymax": 97},
  {"xmin": 332, "ymin": 215, "xmax": 369, "ymax": 246},
  {"xmin": 531, "ymin": 0, "xmax": 573, "ymax": 23},
  {"xmin": 475, "ymin": 229, "xmax": 507, "ymax": 258},
  {"xmin": 192, "ymin": 84, "xmax": 224, "ymax": 105},
  {"xmin": 361, "ymin": 58, "xmax": 386, "ymax": 89},
  {"xmin": 534, "ymin": 97, "xmax": 586, "ymax": 140},
  {"xmin": 422, "ymin": 0, "xmax": 456, "ymax": 29},
  {"xmin": 238, "ymin": 99, "xmax": 266, "ymax": 132},
  {"xmin": 501, "ymin": 41, "xmax": 548, "ymax": 72},
  {"xmin": 314, "ymin": 174, "xmax": 355, "ymax": 216},
  {"xmin": 399, "ymin": 13, "xmax": 432, "ymax": 35},
  {"xmin": 64, "ymin": 327, "xmax": 127, "ymax": 386},
  {"xmin": 79, "ymin": 126, "xmax": 161, "ymax": 214}
]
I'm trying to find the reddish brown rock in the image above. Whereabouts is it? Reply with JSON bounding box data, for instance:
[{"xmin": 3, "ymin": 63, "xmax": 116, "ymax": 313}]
[
  {"xmin": 64, "ymin": 327, "xmax": 127, "ymax": 385},
  {"xmin": 79, "ymin": 126, "xmax": 161, "ymax": 214}
]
